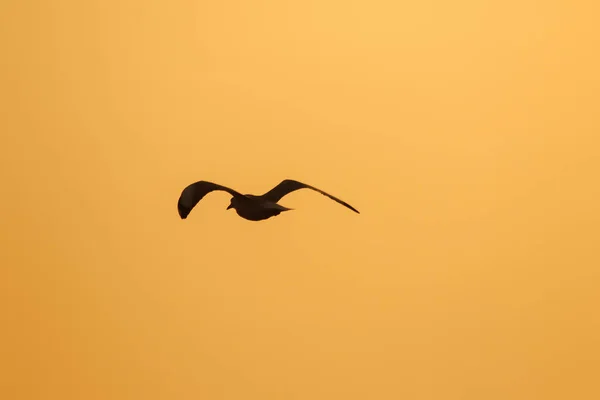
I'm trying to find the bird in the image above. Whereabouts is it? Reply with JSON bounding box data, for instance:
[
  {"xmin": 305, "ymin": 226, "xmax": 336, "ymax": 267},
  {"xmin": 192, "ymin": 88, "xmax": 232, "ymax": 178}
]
[{"xmin": 177, "ymin": 179, "xmax": 359, "ymax": 221}]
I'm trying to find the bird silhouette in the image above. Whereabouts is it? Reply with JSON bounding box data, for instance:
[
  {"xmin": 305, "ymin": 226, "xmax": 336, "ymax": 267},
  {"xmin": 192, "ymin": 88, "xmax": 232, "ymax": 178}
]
[{"xmin": 177, "ymin": 179, "xmax": 359, "ymax": 221}]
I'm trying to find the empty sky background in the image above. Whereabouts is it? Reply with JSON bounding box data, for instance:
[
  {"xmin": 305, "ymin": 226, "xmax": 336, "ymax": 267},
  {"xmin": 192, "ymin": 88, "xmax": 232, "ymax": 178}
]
[{"xmin": 1, "ymin": 1, "xmax": 599, "ymax": 399}]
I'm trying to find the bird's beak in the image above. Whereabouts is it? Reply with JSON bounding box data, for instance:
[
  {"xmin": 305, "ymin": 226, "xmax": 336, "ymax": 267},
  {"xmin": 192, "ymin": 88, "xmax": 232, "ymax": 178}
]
[{"xmin": 226, "ymin": 204, "xmax": 232, "ymax": 210}]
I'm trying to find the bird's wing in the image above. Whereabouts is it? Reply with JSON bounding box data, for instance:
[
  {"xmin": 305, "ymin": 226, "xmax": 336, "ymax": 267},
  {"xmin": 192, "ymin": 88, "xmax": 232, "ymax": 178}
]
[
  {"xmin": 261, "ymin": 179, "xmax": 360, "ymax": 214},
  {"xmin": 177, "ymin": 180, "xmax": 244, "ymax": 219}
]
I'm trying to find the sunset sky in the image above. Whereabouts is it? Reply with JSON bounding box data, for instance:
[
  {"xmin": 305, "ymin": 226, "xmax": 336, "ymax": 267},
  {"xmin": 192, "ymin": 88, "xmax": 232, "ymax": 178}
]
[{"xmin": 2, "ymin": 1, "xmax": 599, "ymax": 399}]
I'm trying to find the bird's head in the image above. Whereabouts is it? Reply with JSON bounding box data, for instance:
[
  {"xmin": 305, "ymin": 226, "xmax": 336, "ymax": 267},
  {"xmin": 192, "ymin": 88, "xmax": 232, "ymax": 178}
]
[{"xmin": 226, "ymin": 197, "xmax": 235, "ymax": 210}]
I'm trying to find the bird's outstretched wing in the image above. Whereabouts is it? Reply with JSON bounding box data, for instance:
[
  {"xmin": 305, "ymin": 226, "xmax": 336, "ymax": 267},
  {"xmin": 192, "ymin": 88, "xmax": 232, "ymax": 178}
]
[
  {"xmin": 178, "ymin": 181, "xmax": 244, "ymax": 219},
  {"xmin": 261, "ymin": 179, "xmax": 360, "ymax": 214}
]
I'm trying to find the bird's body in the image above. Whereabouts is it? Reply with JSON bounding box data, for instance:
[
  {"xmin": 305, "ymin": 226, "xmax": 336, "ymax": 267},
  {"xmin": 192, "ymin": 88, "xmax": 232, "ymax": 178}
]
[
  {"xmin": 177, "ymin": 179, "xmax": 359, "ymax": 221},
  {"xmin": 227, "ymin": 195, "xmax": 292, "ymax": 221}
]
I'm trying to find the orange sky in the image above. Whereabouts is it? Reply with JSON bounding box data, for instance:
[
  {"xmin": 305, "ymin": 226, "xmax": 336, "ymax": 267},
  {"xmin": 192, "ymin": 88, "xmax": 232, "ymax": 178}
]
[{"xmin": 1, "ymin": 1, "xmax": 599, "ymax": 399}]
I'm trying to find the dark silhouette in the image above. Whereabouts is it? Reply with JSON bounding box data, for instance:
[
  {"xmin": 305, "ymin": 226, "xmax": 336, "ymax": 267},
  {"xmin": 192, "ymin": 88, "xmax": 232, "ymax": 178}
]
[{"xmin": 177, "ymin": 179, "xmax": 360, "ymax": 221}]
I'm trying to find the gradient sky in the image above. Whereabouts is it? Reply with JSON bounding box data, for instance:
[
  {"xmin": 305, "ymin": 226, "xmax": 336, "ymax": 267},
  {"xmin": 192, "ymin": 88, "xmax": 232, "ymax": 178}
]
[{"xmin": 2, "ymin": 1, "xmax": 599, "ymax": 399}]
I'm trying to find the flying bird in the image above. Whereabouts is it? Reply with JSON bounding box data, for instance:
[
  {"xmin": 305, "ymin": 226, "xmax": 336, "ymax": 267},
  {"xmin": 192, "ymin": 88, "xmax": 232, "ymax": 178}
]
[{"xmin": 177, "ymin": 179, "xmax": 359, "ymax": 221}]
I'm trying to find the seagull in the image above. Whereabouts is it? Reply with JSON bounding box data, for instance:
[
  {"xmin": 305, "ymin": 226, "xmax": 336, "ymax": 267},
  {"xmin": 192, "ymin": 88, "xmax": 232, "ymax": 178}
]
[{"xmin": 177, "ymin": 179, "xmax": 359, "ymax": 221}]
